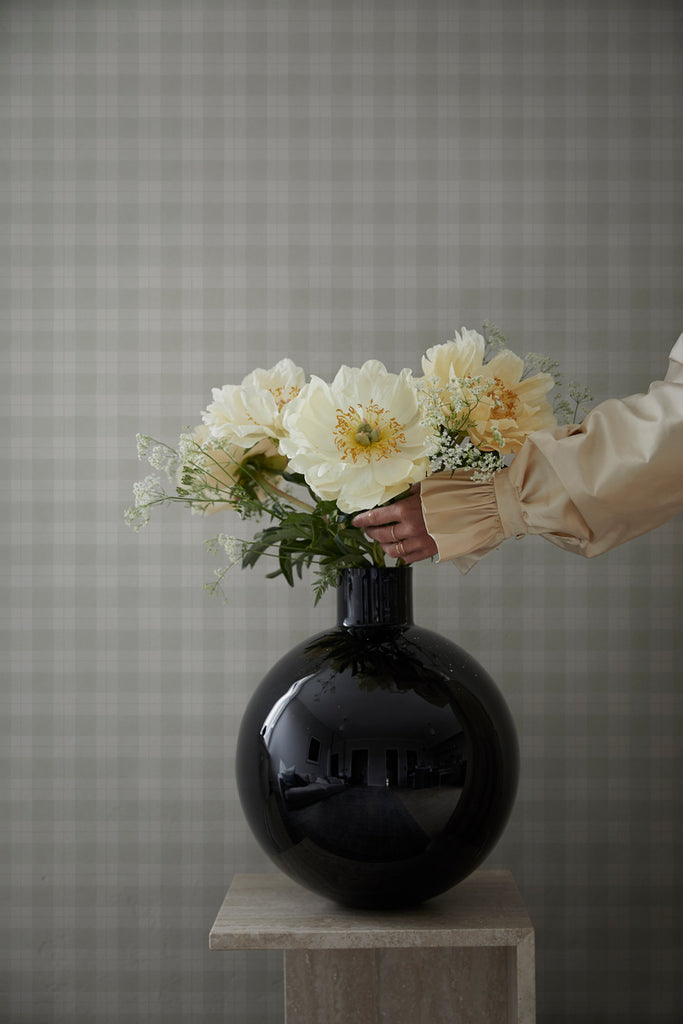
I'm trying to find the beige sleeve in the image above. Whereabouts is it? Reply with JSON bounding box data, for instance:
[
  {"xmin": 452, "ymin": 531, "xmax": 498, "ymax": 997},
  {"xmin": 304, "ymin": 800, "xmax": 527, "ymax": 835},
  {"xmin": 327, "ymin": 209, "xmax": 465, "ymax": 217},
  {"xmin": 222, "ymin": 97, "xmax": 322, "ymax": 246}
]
[{"xmin": 420, "ymin": 335, "xmax": 683, "ymax": 573}]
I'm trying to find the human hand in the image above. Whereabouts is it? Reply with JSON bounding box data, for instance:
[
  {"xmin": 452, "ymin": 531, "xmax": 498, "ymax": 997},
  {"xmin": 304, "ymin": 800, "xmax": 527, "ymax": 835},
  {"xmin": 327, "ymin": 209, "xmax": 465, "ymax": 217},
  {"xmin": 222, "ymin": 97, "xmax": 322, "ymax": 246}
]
[{"xmin": 351, "ymin": 485, "xmax": 438, "ymax": 564}]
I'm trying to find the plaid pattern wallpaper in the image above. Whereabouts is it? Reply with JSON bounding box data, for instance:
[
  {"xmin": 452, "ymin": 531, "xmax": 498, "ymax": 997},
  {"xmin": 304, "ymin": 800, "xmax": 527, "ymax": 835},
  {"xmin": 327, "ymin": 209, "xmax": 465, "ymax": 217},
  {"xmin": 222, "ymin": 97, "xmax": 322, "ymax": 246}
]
[{"xmin": 3, "ymin": 0, "xmax": 681, "ymax": 1021}]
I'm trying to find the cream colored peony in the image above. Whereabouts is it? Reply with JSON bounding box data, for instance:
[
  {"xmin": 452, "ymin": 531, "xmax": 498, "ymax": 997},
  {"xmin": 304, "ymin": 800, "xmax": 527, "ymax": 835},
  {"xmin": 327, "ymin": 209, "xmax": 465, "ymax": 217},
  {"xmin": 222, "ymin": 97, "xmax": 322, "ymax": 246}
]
[
  {"xmin": 469, "ymin": 348, "xmax": 557, "ymax": 453},
  {"xmin": 280, "ymin": 360, "xmax": 432, "ymax": 514},
  {"xmin": 202, "ymin": 358, "xmax": 306, "ymax": 447},
  {"xmin": 421, "ymin": 329, "xmax": 556, "ymax": 455}
]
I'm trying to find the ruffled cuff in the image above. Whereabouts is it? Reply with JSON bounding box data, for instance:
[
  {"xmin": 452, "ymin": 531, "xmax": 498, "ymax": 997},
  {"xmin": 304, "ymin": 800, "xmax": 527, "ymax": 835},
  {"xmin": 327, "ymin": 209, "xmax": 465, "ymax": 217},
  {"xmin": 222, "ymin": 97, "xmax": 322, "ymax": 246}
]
[{"xmin": 419, "ymin": 469, "xmax": 528, "ymax": 574}]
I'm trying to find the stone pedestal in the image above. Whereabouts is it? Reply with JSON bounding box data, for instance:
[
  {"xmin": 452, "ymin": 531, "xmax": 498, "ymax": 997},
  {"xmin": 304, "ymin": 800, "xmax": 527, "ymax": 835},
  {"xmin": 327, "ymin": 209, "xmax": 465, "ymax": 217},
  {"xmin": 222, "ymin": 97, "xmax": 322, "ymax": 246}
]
[{"xmin": 210, "ymin": 870, "xmax": 535, "ymax": 1023}]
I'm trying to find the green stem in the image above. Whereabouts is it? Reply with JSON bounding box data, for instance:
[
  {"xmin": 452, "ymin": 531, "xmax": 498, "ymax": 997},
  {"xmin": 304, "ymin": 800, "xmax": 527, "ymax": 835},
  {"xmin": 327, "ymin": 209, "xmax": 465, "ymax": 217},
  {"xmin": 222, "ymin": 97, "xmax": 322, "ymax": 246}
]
[{"xmin": 256, "ymin": 475, "xmax": 317, "ymax": 514}]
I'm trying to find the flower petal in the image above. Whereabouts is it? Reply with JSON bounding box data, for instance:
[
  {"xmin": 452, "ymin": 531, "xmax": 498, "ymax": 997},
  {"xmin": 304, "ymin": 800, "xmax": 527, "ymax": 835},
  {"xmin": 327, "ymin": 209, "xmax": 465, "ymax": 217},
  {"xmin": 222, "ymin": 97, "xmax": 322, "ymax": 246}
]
[{"xmin": 485, "ymin": 349, "xmax": 524, "ymax": 385}]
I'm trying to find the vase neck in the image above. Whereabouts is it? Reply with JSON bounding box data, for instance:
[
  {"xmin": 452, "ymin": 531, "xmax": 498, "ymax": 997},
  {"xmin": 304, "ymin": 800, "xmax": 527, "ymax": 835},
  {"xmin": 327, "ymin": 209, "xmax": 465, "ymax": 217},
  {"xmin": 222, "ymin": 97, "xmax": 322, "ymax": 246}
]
[{"xmin": 337, "ymin": 567, "xmax": 413, "ymax": 628}]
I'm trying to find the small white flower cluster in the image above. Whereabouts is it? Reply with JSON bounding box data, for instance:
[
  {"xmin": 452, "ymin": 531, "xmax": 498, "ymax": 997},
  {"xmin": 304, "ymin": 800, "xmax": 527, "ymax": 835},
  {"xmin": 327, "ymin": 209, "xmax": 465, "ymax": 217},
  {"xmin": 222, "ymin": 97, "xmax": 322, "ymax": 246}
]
[
  {"xmin": 125, "ymin": 474, "xmax": 167, "ymax": 530},
  {"xmin": 417, "ymin": 375, "xmax": 494, "ymax": 439},
  {"xmin": 177, "ymin": 431, "xmax": 201, "ymax": 461},
  {"xmin": 203, "ymin": 534, "xmax": 248, "ymax": 599},
  {"xmin": 136, "ymin": 434, "xmax": 153, "ymax": 459},
  {"xmin": 416, "ymin": 375, "xmax": 505, "ymax": 481},
  {"xmin": 204, "ymin": 532, "xmax": 245, "ymax": 564},
  {"xmin": 147, "ymin": 445, "xmax": 181, "ymax": 475},
  {"xmin": 428, "ymin": 442, "xmax": 504, "ymax": 482},
  {"xmin": 555, "ymin": 381, "xmax": 594, "ymax": 425}
]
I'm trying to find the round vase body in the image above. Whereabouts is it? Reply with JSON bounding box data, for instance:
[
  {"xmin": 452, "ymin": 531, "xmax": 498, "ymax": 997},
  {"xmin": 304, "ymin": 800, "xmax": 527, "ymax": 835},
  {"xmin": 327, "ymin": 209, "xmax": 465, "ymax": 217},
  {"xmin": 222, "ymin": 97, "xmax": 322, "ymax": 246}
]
[{"xmin": 236, "ymin": 567, "xmax": 519, "ymax": 909}]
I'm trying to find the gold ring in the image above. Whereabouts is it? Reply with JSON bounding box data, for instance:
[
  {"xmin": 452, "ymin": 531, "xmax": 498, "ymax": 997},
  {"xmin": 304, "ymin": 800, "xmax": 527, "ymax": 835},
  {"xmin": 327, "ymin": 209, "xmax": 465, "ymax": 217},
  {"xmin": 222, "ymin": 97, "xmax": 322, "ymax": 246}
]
[
  {"xmin": 397, "ymin": 540, "xmax": 405, "ymax": 557},
  {"xmin": 368, "ymin": 509, "xmax": 376, "ymax": 524},
  {"xmin": 391, "ymin": 525, "xmax": 398, "ymax": 542}
]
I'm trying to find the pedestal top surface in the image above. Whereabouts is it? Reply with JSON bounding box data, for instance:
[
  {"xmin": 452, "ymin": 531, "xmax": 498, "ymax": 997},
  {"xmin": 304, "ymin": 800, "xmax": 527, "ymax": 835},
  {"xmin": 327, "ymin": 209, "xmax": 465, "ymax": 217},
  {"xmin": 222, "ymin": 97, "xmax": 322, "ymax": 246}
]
[{"xmin": 209, "ymin": 869, "xmax": 534, "ymax": 950}]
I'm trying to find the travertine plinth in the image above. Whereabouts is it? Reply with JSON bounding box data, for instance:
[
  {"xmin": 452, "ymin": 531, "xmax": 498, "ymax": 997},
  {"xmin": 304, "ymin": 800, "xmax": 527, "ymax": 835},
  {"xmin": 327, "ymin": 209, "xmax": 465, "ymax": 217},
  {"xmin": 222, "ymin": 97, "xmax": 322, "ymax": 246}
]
[{"xmin": 210, "ymin": 870, "xmax": 535, "ymax": 1023}]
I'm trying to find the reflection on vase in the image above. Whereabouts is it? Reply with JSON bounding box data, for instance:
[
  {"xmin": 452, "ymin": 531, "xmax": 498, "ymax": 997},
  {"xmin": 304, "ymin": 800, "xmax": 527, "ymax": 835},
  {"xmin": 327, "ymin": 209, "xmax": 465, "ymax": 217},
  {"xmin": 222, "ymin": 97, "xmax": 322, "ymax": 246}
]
[
  {"xmin": 266, "ymin": 668, "xmax": 467, "ymax": 850},
  {"xmin": 236, "ymin": 567, "xmax": 518, "ymax": 909}
]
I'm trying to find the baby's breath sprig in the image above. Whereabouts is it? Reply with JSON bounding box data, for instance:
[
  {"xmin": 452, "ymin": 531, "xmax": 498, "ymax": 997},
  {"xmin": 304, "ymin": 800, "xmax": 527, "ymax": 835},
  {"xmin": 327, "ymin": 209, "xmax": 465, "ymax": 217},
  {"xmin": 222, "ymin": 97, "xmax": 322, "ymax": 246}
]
[
  {"xmin": 555, "ymin": 381, "xmax": 594, "ymax": 425},
  {"xmin": 482, "ymin": 320, "xmax": 508, "ymax": 359},
  {"xmin": 124, "ymin": 474, "xmax": 167, "ymax": 530},
  {"xmin": 417, "ymin": 375, "xmax": 494, "ymax": 442},
  {"xmin": 203, "ymin": 534, "xmax": 248, "ymax": 600},
  {"xmin": 522, "ymin": 352, "xmax": 562, "ymax": 386},
  {"xmin": 417, "ymin": 374, "xmax": 504, "ymax": 482},
  {"xmin": 428, "ymin": 440, "xmax": 505, "ymax": 481}
]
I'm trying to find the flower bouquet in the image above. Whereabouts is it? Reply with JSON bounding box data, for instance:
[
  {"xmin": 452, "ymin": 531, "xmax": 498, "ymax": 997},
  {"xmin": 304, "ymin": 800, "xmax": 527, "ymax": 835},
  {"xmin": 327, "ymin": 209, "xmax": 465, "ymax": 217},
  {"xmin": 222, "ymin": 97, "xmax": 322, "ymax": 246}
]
[{"xmin": 126, "ymin": 324, "xmax": 590, "ymax": 600}]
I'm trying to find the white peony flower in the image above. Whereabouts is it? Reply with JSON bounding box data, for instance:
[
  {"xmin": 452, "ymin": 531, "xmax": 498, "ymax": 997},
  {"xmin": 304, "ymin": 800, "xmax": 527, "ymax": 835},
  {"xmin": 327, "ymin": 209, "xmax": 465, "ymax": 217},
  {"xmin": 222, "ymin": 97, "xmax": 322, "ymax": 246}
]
[
  {"xmin": 280, "ymin": 360, "xmax": 431, "ymax": 514},
  {"xmin": 421, "ymin": 328, "xmax": 487, "ymax": 380},
  {"xmin": 202, "ymin": 358, "xmax": 306, "ymax": 447}
]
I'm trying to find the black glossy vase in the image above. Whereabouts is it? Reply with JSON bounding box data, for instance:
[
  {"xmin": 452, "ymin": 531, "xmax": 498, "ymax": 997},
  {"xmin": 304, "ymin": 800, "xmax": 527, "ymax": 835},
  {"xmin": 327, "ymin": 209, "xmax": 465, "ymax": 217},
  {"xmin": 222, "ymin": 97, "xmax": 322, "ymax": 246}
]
[{"xmin": 235, "ymin": 566, "xmax": 519, "ymax": 909}]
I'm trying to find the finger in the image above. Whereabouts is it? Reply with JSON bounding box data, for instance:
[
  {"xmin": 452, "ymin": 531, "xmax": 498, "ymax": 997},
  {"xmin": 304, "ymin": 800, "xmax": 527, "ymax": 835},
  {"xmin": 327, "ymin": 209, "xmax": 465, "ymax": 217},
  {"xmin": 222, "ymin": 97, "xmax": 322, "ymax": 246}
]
[
  {"xmin": 352, "ymin": 505, "xmax": 399, "ymax": 529},
  {"xmin": 368, "ymin": 523, "xmax": 404, "ymax": 546},
  {"xmin": 394, "ymin": 540, "xmax": 408, "ymax": 559},
  {"xmin": 352, "ymin": 490, "xmax": 421, "ymax": 530},
  {"xmin": 401, "ymin": 545, "xmax": 437, "ymax": 564},
  {"xmin": 388, "ymin": 528, "xmax": 438, "ymax": 558},
  {"xmin": 386, "ymin": 537, "xmax": 437, "ymax": 564}
]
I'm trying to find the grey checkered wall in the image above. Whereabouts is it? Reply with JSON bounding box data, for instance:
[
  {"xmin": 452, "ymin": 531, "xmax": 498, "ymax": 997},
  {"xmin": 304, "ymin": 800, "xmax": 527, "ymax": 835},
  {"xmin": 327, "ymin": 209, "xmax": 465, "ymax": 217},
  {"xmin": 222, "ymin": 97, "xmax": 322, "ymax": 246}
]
[{"xmin": 3, "ymin": 0, "xmax": 681, "ymax": 1021}]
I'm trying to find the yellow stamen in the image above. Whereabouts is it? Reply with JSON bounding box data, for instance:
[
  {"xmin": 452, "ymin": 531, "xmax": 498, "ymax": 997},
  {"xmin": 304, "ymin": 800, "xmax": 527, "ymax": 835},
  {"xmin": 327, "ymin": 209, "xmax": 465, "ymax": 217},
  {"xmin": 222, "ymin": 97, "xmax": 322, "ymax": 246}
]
[
  {"xmin": 269, "ymin": 385, "xmax": 301, "ymax": 409},
  {"xmin": 334, "ymin": 402, "xmax": 406, "ymax": 463},
  {"xmin": 488, "ymin": 378, "xmax": 519, "ymax": 419}
]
